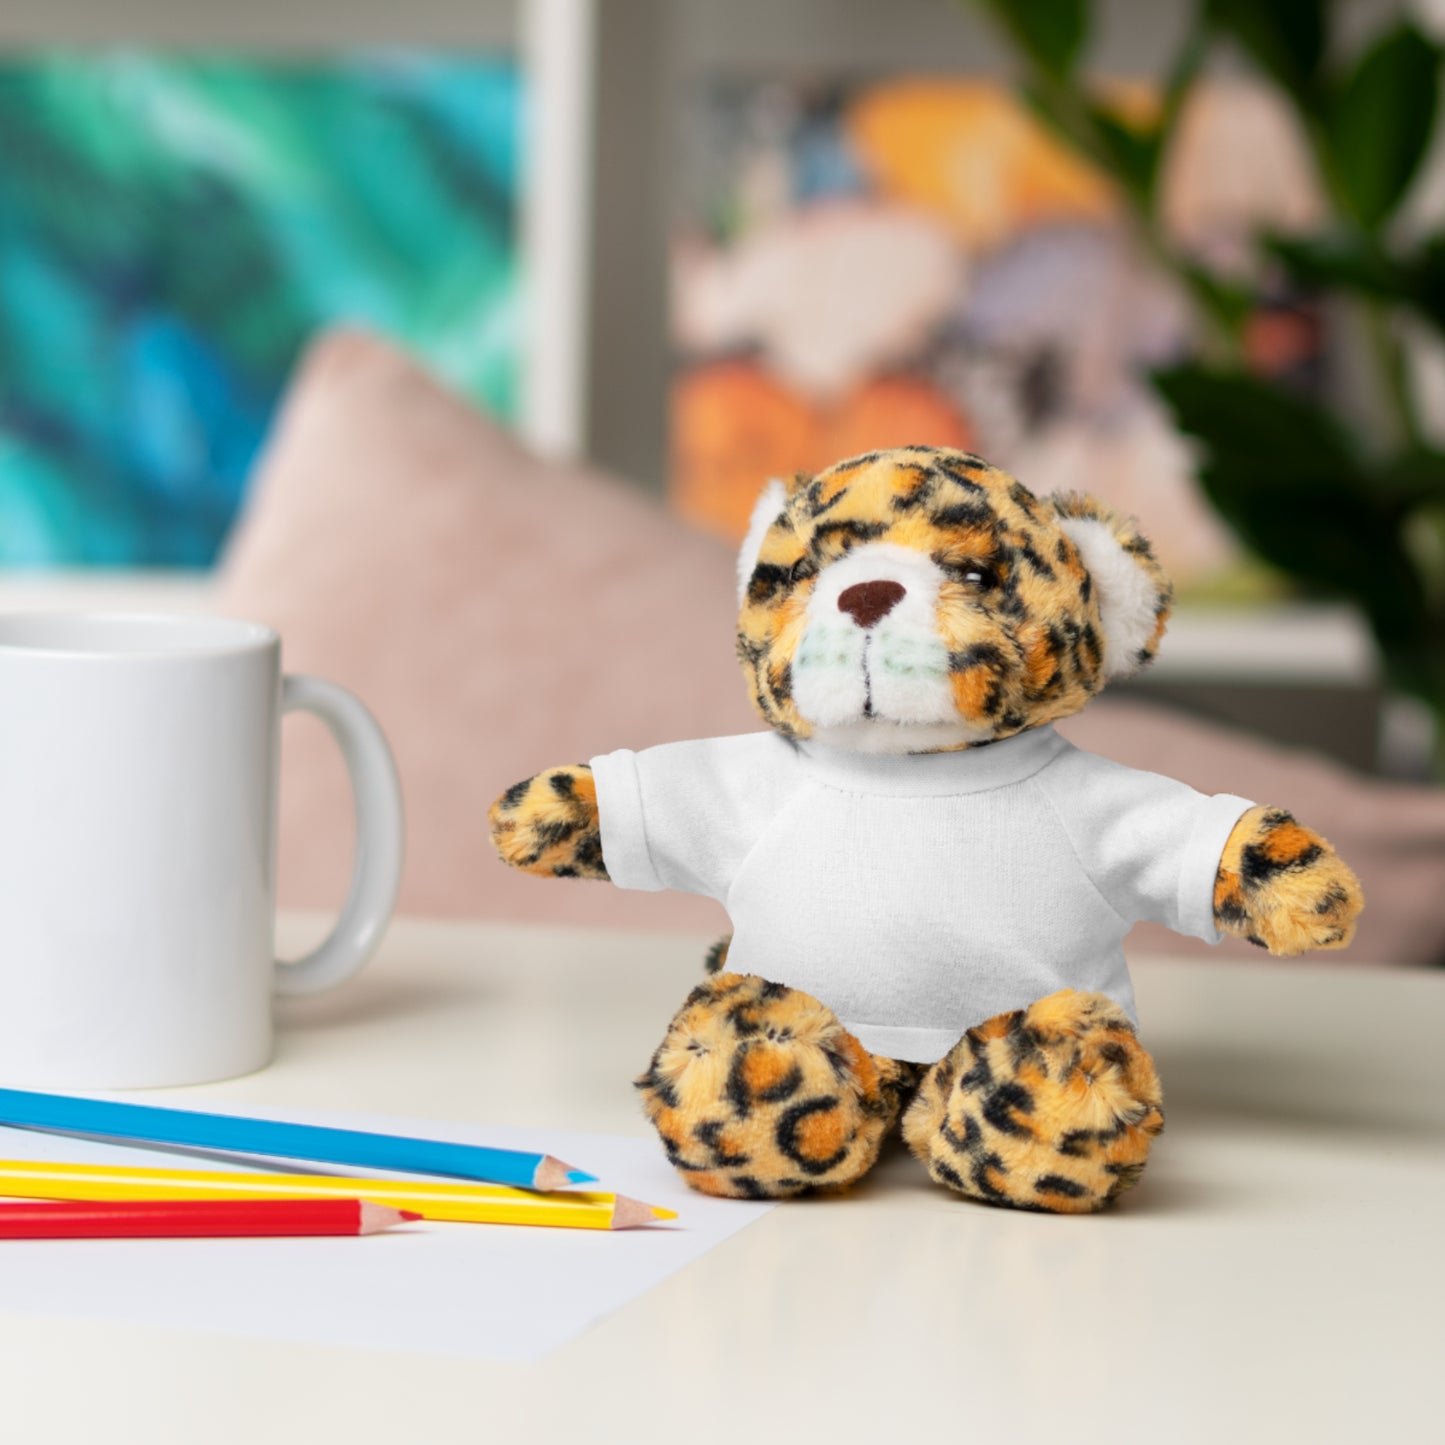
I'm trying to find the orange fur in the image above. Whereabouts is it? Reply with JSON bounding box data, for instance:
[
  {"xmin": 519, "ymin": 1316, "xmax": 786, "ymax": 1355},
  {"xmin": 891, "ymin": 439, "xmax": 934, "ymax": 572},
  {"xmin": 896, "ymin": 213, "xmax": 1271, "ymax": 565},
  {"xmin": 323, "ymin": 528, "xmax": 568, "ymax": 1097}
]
[{"xmin": 1213, "ymin": 805, "xmax": 1363, "ymax": 954}]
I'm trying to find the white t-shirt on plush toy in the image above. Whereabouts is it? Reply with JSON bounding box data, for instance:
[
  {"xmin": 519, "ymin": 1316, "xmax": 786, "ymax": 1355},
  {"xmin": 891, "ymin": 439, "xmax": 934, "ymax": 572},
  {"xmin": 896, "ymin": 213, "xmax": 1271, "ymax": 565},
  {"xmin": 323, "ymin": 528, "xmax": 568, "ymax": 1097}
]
[{"xmin": 591, "ymin": 726, "xmax": 1252, "ymax": 1064}]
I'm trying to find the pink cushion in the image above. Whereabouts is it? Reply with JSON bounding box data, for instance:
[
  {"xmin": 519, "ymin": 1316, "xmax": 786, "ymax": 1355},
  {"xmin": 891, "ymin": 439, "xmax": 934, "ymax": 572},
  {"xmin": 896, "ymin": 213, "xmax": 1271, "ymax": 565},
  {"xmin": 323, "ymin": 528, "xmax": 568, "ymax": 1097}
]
[
  {"xmin": 217, "ymin": 329, "xmax": 755, "ymax": 934},
  {"xmin": 221, "ymin": 328, "xmax": 1445, "ymax": 967}
]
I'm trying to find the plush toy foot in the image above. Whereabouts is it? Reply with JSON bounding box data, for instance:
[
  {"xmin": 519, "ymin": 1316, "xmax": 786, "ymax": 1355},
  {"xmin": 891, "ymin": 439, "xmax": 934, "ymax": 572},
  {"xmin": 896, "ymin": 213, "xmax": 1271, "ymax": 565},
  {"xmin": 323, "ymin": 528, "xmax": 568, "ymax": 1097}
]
[
  {"xmin": 901, "ymin": 990, "xmax": 1163, "ymax": 1214},
  {"xmin": 636, "ymin": 973, "xmax": 921, "ymax": 1199}
]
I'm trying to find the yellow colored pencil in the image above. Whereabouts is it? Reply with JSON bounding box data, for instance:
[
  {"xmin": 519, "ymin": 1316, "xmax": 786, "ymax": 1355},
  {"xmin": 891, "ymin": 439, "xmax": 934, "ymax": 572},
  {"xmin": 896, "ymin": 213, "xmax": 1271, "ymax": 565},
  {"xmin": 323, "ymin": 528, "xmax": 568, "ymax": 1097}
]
[{"xmin": 0, "ymin": 1160, "xmax": 677, "ymax": 1232}]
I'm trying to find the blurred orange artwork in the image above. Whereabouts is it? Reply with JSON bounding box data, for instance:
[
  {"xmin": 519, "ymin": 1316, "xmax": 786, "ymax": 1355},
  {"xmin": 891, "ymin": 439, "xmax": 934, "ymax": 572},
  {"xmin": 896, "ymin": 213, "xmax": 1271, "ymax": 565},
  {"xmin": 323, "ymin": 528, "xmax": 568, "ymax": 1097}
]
[
  {"xmin": 672, "ymin": 361, "xmax": 974, "ymax": 541},
  {"xmin": 846, "ymin": 80, "xmax": 1118, "ymax": 250}
]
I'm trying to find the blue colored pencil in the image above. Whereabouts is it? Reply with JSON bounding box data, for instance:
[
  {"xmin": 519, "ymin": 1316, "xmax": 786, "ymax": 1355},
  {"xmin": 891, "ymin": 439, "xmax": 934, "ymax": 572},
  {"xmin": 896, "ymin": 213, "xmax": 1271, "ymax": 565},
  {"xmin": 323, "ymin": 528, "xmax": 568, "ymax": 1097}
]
[{"xmin": 0, "ymin": 1088, "xmax": 597, "ymax": 1191}]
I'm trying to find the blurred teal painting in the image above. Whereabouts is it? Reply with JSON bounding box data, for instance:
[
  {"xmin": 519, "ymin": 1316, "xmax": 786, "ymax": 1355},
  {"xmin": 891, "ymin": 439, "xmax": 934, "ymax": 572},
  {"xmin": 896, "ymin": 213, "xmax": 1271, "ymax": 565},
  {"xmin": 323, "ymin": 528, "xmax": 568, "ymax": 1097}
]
[{"xmin": 0, "ymin": 52, "xmax": 522, "ymax": 567}]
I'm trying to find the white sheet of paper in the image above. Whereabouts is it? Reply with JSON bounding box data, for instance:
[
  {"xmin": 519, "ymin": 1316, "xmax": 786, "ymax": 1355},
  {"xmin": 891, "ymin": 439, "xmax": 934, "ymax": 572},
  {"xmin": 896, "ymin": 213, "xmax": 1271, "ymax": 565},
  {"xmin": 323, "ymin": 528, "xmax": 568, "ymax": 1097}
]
[{"xmin": 0, "ymin": 1107, "xmax": 774, "ymax": 1361}]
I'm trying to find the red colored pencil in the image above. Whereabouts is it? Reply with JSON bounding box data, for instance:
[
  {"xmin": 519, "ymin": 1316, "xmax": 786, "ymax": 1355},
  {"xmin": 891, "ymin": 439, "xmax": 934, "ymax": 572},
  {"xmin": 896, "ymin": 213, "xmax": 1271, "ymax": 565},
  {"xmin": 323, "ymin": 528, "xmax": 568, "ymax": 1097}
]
[{"xmin": 0, "ymin": 1198, "xmax": 421, "ymax": 1239}]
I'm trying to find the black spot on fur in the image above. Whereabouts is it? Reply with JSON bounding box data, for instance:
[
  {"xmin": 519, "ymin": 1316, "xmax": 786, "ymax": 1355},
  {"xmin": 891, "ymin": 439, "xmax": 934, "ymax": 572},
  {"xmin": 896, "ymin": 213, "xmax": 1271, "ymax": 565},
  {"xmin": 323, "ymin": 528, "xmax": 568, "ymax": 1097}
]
[
  {"xmin": 1034, "ymin": 1174, "xmax": 1088, "ymax": 1199},
  {"xmin": 934, "ymin": 457, "xmax": 989, "ymax": 493},
  {"xmin": 1242, "ymin": 839, "xmax": 1323, "ymax": 886},
  {"xmin": 500, "ymin": 779, "xmax": 530, "ymax": 809},
  {"xmin": 933, "ymin": 1158, "xmax": 968, "ymax": 1190},
  {"xmin": 753, "ymin": 1062, "xmax": 805, "ymax": 1104},
  {"xmin": 694, "ymin": 1118, "xmax": 751, "ymax": 1167},
  {"xmin": 1013, "ymin": 534, "xmax": 1056, "ymax": 579},
  {"xmin": 932, "ymin": 500, "xmax": 996, "ymax": 530},
  {"xmin": 637, "ymin": 1067, "xmax": 680, "ymax": 1111},
  {"xmin": 947, "ymin": 642, "xmax": 1005, "ymax": 673},
  {"xmin": 724, "ymin": 1055, "xmax": 754, "ymax": 1119},
  {"xmin": 683, "ymin": 981, "xmax": 717, "ymax": 1011},
  {"xmin": 703, "ymin": 937, "xmax": 731, "ymax": 974},
  {"xmin": 1009, "ymin": 484, "xmax": 1045, "ymax": 522},
  {"xmin": 777, "ymin": 1097, "xmax": 851, "ymax": 1175},
  {"xmin": 1058, "ymin": 1129, "xmax": 1095, "ymax": 1158},
  {"xmin": 727, "ymin": 1001, "xmax": 762, "ymax": 1036},
  {"xmin": 727, "ymin": 1175, "xmax": 775, "ymax": 1199},
  {"xmin": 547, "ymin": 771, "xmax": 576, "ymax": 799},
  {"xmin": 814, "ymin": 518, "xmax": 889, "ymax": 549},
  {"xmin": 981, "ymin": 1081, "xmax": 1035, "ymax": 1136},
  {"xmin": 1214, "ymin": 892, "xmax": 1249, "ymax": 925},
  {"xmin": 955, "ymin": 1045, "xmax": 993, "ymax": 1094},
  {"xmin": 747, "ymin": 562, "xmax": 792, "ymax": 605},
  {"xmin": 970, "ymin": 1154, "xmax": 1010, "ymax": 1201}
]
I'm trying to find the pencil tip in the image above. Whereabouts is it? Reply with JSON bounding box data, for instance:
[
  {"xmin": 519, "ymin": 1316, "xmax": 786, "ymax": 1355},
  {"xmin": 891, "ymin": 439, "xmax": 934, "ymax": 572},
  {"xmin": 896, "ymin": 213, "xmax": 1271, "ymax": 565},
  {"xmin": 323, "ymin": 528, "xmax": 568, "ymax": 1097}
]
[
  {"xmin": 610, "ymin": 1195, "xmax": 673, "ymax": 1230},
  {"xmin": 358, "ymin": 1203, "xmax": 421, "ymax": 1234},
  {"xmin": 534, "ymin": 1156, "xmax": 597, "ymax": 1191}
]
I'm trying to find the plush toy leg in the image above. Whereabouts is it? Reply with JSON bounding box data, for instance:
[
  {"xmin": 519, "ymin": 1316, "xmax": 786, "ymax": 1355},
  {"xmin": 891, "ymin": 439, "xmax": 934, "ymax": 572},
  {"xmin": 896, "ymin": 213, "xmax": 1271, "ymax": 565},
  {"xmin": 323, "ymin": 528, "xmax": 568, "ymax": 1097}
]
[
  {"xmin": 636, "ymin": 972, "xmax": 922, "ymax": 1199},
  {"xmin": 902, "ymin": 990, "xmax": 1163, "ymax": 1214}
]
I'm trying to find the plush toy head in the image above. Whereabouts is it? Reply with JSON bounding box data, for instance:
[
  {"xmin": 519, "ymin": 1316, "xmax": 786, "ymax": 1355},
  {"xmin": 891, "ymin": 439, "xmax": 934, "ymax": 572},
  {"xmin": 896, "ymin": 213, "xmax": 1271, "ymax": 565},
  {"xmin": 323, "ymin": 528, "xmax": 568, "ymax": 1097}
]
[{"xmin": 735, "ymin": 446, "xmax": 1173, "ymax": 753}]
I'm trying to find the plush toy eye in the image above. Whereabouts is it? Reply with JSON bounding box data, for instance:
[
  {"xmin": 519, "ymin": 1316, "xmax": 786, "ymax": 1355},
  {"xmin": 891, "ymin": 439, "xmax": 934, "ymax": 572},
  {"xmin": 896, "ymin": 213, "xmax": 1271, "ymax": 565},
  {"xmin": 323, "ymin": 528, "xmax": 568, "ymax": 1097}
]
[
  {"xmin": 788, "ymin": 556, "xmax": 812, "ymax": 583},
  {"xmin": 956, "ymin": 562, "xmax": 998, "ymax": 589}
]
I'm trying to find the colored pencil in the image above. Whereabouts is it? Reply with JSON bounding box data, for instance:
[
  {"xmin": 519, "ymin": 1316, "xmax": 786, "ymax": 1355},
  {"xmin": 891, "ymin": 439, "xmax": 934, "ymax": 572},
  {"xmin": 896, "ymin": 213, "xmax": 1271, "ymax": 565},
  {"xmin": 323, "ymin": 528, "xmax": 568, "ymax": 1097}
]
[
  {"xmin": 0, "ymin": 1160, "xmax": 678, "ymax": 1231},
  {"xmin": 0, "ymin": 1198, "xmax": 419, "ymax": 1239},
  {"xmin": 0, "ymin": 1087, "xmax": 595, "ymax": 1191}
]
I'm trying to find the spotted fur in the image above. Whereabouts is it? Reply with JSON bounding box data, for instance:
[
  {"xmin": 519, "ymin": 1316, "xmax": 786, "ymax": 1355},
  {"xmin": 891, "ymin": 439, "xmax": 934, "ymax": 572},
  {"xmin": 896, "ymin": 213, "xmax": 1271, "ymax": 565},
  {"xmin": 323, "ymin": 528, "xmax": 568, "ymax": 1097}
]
[
  {"xmin": 736, "ymin": 447, "xmax": 1172, "ymax": 746},
  {"xmin": 635, "ymin": 973, "xmax": 924, "ymax": 1199},
  {"xmin": 487, "ymin": 764, "xmax": 608, "ymax": 879},
  {"xmin": 490, "ymin": 446, "xmax": 1364, "ymax": 1215},
  {"xmin": 901, "ymin": 990, "xmax": 1164, "ymax": 1213},
  {"xmin": 1213, "ymin": 805, "xmax": 1362, "ymax": 954}
]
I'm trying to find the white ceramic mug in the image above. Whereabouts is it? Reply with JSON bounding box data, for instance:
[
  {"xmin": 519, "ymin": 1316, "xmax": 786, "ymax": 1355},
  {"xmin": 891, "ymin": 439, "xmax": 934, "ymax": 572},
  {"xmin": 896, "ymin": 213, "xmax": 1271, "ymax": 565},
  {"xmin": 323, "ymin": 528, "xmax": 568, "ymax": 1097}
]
[{"xmin": 0, "ymin": 612, "xmax": 404, "ymax": 1089}]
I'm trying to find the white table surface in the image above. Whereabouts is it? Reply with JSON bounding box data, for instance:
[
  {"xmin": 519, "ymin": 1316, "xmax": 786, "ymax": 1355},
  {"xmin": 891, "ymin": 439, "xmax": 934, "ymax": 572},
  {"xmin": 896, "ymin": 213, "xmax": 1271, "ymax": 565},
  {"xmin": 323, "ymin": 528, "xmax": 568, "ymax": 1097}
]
[{"xmin": 3, "ymin": 914, "xmax": 1442, "ymax": 1445}]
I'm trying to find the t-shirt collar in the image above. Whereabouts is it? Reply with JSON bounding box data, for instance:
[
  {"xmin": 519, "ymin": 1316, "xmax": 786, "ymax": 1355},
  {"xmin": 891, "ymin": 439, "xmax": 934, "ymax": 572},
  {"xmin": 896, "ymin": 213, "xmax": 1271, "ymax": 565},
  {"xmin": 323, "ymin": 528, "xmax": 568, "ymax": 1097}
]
[{"xmin": 794, "ymin": 724, "xmax": 1068, "ymax": 796}]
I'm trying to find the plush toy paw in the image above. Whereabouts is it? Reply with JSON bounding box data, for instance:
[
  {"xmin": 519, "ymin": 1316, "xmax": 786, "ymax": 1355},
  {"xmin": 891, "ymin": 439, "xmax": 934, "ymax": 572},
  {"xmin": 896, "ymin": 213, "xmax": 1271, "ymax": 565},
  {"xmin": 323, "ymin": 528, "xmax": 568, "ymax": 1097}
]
[
  {"xmin": 1213, "ymin": 805, "xmax": 1363, "ymax": 955},
  {"xmin": 636, "ymin": 972, "xmax": 922, "ymax": 1199},
  {"xmin": 901, "ymin": 990, "xmax": 1163, "ymax": 1214},
  {"xmin": 488, "ymin": 764, "xmax": 608, "ymax": 879}
]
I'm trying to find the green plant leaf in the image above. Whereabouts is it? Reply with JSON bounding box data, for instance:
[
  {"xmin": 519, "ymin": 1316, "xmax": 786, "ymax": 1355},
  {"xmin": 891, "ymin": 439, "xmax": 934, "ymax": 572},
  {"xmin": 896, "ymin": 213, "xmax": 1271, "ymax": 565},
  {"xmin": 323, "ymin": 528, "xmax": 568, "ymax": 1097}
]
[
  {"xmin": 973, "ymin": 0, "xmax": 1089, "ymax": 78},
  {"xmin": 1322, "ymin": 23, "xmax": 1441, "ymax": 228},
  {"xmin": 1083, "ymin": 101, "xmax": 1159, "ymax": 203},
  {"xmin": 1266, "ymin": 232, "xmax": 1406, "ymax": 298},
  {"xmin": 1409, "ymin": 236, "xmax": 1445, "ymax": 332},
  {"xmin": 1152, "ymin": 364, "xmax": 1363, "ymax": 493},
  {"xmin": 1152, "ymin": 364, "xmax": 1436, "ymax": 699},
  {"xmin": 1380, "ymin": 447, "xmax": 1445, "ymax": 512},
  {"xmin": 1204, "ymin": 0, "xmax": 1326, "ymax": 105}
]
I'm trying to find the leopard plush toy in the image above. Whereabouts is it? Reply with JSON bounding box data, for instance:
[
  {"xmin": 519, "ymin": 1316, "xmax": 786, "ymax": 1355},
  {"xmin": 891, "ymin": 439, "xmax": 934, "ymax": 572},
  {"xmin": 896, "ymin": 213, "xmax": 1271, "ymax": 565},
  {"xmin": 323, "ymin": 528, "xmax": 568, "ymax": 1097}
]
[{"xmin": 490, "ymin": 446, "xmax": 1363, "ymax": 1213}]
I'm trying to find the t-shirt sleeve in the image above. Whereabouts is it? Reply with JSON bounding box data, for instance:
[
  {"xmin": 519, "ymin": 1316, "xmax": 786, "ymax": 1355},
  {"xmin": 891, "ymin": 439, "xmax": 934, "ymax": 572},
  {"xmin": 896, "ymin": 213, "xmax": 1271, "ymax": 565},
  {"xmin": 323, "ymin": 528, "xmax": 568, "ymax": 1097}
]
[
  {"xmin": 589, "ymin": 733, "xmax": 796, "ymax": 902},
  {"xmin": 1036, "ymin": 748, "xmax": 1254, "ymax": 943}
]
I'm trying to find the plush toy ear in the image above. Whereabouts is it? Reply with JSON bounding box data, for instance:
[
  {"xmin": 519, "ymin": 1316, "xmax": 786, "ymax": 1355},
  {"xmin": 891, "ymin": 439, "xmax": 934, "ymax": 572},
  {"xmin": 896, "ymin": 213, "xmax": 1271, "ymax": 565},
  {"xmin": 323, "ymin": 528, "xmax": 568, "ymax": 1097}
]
[
  {"xmin": 1051, "ymin": 493, "xmax": 1174, "ymax": 680},
  {"xmin": 737, "ymin": 477, "xmax": 790, "ymax": 604}
]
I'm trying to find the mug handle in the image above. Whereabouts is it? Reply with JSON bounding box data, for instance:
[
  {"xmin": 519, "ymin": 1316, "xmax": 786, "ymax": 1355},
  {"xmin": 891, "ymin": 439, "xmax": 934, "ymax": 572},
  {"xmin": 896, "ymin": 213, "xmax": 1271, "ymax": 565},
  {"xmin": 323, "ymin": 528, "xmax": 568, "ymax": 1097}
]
[{"xmin": 274, "ymin": 675, "xmax": 404, "ymax": 997}]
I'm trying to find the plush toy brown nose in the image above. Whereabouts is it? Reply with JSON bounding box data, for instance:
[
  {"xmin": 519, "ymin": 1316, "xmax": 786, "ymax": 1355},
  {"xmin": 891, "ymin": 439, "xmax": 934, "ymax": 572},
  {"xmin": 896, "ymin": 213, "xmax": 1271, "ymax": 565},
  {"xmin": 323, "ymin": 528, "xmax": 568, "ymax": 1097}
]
[{"xmin": 837, "ymin": 580, "xmax": 906, "ymax": 628}]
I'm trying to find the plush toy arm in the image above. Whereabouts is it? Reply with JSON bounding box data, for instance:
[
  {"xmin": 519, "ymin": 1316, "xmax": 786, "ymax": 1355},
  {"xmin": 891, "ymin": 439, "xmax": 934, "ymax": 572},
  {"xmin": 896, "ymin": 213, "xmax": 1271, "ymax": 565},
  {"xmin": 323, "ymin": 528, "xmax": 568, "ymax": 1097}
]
[
  {"xmin": 1212, "ymin": 805, "xmax": 1363, "ymax": 955},
  {"xmin": 489, "ymin": 765, "xmax": 609, "ymax": 880}
]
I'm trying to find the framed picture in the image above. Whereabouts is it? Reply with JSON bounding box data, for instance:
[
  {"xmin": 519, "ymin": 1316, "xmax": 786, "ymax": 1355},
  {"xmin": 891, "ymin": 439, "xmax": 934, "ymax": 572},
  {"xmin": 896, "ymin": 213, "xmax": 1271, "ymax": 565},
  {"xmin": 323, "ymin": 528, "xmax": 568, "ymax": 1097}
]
[
  {"xmin": 670, "ymin": 74, "xmax": 1325, "ymax": 602},
  {"xmin": 0, "ymin": 50, "xmax": 522, "ymax": 566}
]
